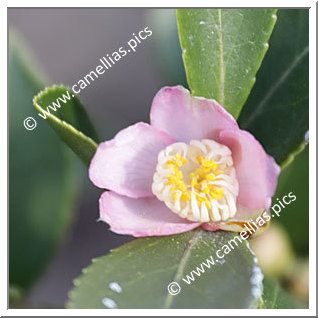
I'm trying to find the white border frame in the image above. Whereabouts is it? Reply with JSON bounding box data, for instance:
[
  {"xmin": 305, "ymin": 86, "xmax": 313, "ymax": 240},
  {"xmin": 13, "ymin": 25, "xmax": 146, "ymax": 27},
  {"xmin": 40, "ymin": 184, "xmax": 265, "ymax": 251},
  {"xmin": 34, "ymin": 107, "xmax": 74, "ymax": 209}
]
[{"xmin": 2, "ymin": 1, "xmax": 316, "ymax": 316}]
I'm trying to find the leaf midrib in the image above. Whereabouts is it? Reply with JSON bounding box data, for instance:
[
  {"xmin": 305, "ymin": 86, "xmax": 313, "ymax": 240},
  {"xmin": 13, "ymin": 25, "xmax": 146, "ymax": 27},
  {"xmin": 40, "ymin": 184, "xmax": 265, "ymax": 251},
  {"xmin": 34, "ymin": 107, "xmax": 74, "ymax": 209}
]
[
  {"xmin": 217, "ymin": 9, "xmax": 225, "ymax": 105},
  {"xmin": 163, "ymin": 230, "xmax": 203, "ymax": 308},
  {"xmin": 241, "ymin": 45, "xmax": 309, "ymax": 128},
  {"xmin": 270, "ymin": 283, "xmax": 279, "ymax": 308}
]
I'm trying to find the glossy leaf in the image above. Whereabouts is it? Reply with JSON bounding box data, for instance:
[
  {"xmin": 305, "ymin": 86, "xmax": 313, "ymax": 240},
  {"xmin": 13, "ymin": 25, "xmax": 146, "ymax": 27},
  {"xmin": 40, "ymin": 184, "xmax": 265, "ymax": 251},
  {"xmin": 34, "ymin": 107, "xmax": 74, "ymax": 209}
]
[
  {"xmin": 9, "ymin": 32, "xmax": 79, "ymax": 290},
  {"xmin": 274, "ymin": 146, "xmax": 309, "ymax": 255},
  {"xmin": 238, "ymin": 9, "xmax": 309, "ymax": 165},
  {"xmin": 67, "ymin": 230, "xmax": 262, "ymax": 309},
  {"xmin": 261, "ymin": 276, "xmax": 307, "ymax": 308},
  {"xmin": 33, "ymin": 85, "xmax": 98, "ymax": 166},
  {"xmin": 176, "ymin": 9, "xmax": 277, "ymax": 118}
]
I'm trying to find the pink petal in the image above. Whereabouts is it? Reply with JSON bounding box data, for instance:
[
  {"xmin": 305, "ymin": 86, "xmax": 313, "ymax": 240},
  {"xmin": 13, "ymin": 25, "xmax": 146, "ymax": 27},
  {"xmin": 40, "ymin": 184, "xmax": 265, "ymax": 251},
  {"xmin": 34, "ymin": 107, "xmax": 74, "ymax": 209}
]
[
  {"xmin": 89, "ymin": 122, "xmax": 174, "ymax": 198},
  {"xmin": 99, "ymin": 191, "xmax": 201, "ymax": 237},
  {"xmin": 219, "ymin": 129, "xmax": 280, "ymax": 210},
  {"xmin": 150, "ymin": 86, "xmax": 239, "ymax": 142},
  {"xmin": 201, "ymin": 223, "xmax": 220, "ymax": 232}
]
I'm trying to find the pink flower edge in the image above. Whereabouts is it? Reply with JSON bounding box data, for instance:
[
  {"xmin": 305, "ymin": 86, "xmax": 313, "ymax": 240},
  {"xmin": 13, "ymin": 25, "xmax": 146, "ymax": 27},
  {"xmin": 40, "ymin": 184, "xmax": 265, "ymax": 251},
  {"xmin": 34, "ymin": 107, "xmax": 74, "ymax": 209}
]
[
  {"xmin": 89, "ymin": 122, "xmax": 174, "ymax": 199},
  {"xmin": 219, "ymin": 129, "xmax": 280, "ymax": 211},
  {"xmin": 150, "ymin": 86, "xmax": 239, "ymax": 143},
  {"xmin": 99, "ymin": 191, "xmax": 202, "ymax": 237}
]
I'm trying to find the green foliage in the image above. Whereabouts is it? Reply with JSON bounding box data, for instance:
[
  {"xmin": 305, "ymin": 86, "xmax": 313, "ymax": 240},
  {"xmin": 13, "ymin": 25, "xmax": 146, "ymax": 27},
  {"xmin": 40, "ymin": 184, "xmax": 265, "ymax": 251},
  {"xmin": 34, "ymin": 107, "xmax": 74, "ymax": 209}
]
[
  {"xmin": 67, "ymin": 230, "xmax": 262, "ymax": 309},
  {"xmin": 9, "ymin": 33, "xmax": 80, "ymax": 290},
  {"xmin": 33, "ymin": 85, "xmax": 98, "ymax": 166},
  {"xmin": 176, "ymin": 9, "xmax": 277, "ymax": 118},
  {"xmin": 239, "ymin": 9, "xmax": 309, "ymax": 165},
  {"xmin": 274, "ymin": 146, "xmax": 309, "ymax": 254}
]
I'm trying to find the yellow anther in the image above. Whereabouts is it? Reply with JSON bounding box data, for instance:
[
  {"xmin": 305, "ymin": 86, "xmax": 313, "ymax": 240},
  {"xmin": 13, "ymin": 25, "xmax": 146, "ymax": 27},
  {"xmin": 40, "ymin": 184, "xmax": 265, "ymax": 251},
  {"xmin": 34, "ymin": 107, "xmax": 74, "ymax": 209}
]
[
  {"xmin": 196, "ymin": 156, "xmax": 219, "ymax": 169},
  {"xmin": 175, "ymin": 153, "xmax": 187, "ymax": 164},
  {"xmin": 166, "ymin": 160, "xmax": 175, "ymax": 167},
  {"xmin": 203, "ymin": 198, "xmax": 212, "ymax": 209},
  {"xmin": 196, "ymin": 155, "xmax": 203, "ymax": 165},
  {"xmin": 178, "ymin": 182, "xmax": 186, "ymax": 192},
  {"xmin": 167, "ymin": 153, "xmax": 188, "ymax": 167},
  {"xmin": 213, "ymin": 169, "xmax": 224, "ymax": 176},
  {"xmin": 166, "ymin": 153, "xmax": 224, "ymax": 206},
  {"xmin": 190, "ymin": 173, "xmax": 198, "ymax": 187},
  {"xmin": 166, "ymin": 175, "xmax": 179, "ymax": 185},
  {"xmin": 210, "ymin": 187, "xmax": 224, "ymax": 200},
  {"xmin": 202, "ymin": 187, "xmax": 209, "ymax": 194},
  {"xmin": 173, "ymin": 168, "xmax": 182, "ymax": 179},
  {"xmin": 205, "ymin": 173, "xmax": 216, "ymax": 181},
  {"xmin": 194, "ymin": 166, "xmax": 208, "ymax": 178},
  {"xmin": 195, "ymin": 193, "xmax": 212, "ymax": 209},
  {"xmin": 172, "ymin": 191, "xmax": 180, "ymax": 202},
  {"xmin": 181, "ymin": 191, "xmax": 191, "ymax": 201}
]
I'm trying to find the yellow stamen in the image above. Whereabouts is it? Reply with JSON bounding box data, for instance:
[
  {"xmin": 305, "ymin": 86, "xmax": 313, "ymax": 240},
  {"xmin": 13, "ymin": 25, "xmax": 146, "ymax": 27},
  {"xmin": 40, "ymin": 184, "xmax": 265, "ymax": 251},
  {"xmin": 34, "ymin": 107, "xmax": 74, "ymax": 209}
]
[{"xmin": 166, "ymin": 153, "xmax": 224, "ymax": 208}]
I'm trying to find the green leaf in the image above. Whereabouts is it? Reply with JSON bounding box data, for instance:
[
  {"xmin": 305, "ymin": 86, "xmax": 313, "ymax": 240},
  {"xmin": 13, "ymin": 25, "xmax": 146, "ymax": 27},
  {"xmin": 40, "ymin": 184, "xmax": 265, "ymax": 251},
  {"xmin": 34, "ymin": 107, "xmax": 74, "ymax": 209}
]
[
  {"xmin": 275, "ymin": 146, "xmax": 309, "ymax": 255},
  {"xmin": 238, "ymin": 9, "xmax": 309, "ymax": 165},
  {"xmin": 33, "ymin": 85, "xmax": 98, "ymax": 166},
  {"xmin": 9, "ymin": 32, "xmax": 80, "ymax": 290},
  {"xmin": 67, "ymin": 230, "xmax": 263, "ymax": 309},
  {"xmin": 9, "ymin": 285, "xmax": 24, "ymax": 308},
  {"xmin": 261, "ymin": 276, "xmax": 307, "ymax": 308},
  {"xmin": 176, "ymin": 9, "xmax": 277, "ymax": 118}
]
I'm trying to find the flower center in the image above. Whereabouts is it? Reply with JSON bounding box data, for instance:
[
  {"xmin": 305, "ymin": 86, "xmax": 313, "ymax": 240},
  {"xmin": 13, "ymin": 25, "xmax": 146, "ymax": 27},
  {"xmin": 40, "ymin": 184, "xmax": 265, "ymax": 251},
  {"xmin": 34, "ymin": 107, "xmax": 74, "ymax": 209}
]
[{"xmin": 152, "ymin": 140, "xmax": 239, "ymax": 222}]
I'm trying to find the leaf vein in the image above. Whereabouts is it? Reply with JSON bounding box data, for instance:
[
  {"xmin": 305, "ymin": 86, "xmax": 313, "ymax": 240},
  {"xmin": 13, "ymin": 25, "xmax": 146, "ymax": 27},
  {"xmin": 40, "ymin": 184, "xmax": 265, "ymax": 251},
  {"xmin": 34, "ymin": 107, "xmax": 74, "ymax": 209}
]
[
  {"xmin": 217, "ymin": 9, "xmax": 225, "ymax": 105},
  {"xmin": 241, "ymin": 45, "xmax": 309, "ymax": 127},
  {"xmin": 163, "ymin": 230, "xmax": 203, "ymax": 308}
]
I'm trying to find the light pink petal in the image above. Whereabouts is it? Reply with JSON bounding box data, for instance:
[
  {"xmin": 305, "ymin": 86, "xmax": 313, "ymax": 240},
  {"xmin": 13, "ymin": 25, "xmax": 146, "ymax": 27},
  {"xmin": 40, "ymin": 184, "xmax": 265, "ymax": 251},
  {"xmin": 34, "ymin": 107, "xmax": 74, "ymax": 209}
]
[
  {"xmin": 219, "ymin": 129, "xmax": 280, "ymax": 210},
  {"xmin": 150, "ymin": 86, "xmax": 239, "ymax": 143},
  {"xmin": 201, "ymin": 223, "xmax": 220, "ymax": 232},
  {"xmin": 89, "ymin": 122, "xmax": 174, "ymax": 198},
  {"xmin": 99, "ymin": 191, "xmax": 201, "ymax": 237}
]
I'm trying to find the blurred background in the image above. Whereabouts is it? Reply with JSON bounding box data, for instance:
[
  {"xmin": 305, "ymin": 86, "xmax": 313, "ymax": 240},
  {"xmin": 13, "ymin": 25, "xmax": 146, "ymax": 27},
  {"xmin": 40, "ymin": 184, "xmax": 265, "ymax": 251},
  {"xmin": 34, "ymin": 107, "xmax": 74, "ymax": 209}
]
[{"xmin": 9, "ymin": 8, "xmax": 309, "ymax": 308}]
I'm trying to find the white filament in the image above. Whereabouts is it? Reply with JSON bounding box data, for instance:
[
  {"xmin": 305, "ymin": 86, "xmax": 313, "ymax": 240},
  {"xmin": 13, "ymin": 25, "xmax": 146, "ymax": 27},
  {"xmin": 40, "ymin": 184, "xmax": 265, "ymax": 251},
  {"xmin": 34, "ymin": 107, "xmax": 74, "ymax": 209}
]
[{"xmin": 152, "ymin": 139, "xmax": 239, "ymax": 222}]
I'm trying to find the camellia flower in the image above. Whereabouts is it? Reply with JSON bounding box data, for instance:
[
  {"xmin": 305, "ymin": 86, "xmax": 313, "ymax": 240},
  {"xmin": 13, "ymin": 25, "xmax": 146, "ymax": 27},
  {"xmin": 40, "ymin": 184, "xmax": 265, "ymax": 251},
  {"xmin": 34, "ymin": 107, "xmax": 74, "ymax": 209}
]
[{"xmin": 89, "ymin": 86, "xmax": 280, "ymax": 237}]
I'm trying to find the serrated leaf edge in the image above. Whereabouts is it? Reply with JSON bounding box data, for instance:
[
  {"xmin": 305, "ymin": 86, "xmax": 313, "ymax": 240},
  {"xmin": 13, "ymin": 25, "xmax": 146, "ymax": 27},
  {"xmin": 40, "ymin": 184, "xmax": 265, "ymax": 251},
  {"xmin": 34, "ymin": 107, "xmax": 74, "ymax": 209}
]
[{"xmin": 33, "ymin": 85, "xmax": 98, "ymax": 162}]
